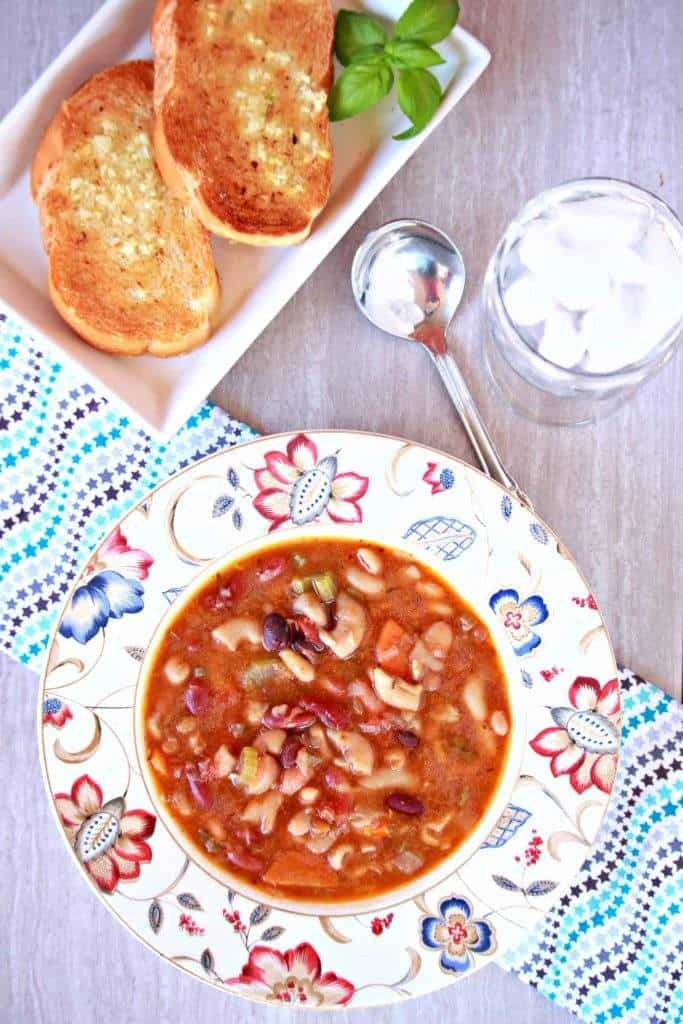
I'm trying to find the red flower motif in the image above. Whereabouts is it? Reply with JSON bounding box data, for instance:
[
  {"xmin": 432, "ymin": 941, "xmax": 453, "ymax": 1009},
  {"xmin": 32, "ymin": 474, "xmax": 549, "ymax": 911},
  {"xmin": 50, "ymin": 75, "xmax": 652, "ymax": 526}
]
[
  {"xmin": 226, "ymin": 942, "xmax": 354, "ymax": 1006},
  {"xmin": 88, "ymin": 526, "xmax": 153, "ymax": 580},
  {"xmin": 530, "ymin": 677, "xmax": 620, "ymax": 794},
  {"xmin": 43, "ymin": 696, "xmax": 73, "ymax": 729},
  {"xmin": 422, "ymin": 462, "xmax": 455, "ymax": 495},
  {"xmin": 55, "ymin": 774, "xmax": 156, "ymax": 893},
  {"xmin": 252, "ymin": 433, "xmax": 368, "ymax": 531}
]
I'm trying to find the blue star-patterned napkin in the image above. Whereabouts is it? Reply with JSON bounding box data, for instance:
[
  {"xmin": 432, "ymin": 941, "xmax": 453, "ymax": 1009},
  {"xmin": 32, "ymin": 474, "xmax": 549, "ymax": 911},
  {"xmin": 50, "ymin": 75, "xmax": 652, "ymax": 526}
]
[
  {"xmin": 502, "ymin": 670, "xmax": 683, "ymax": 1024},
  {"xmin": 0, "ymin": 313, "xmax": 256, "ymax": 666},
  {"xmin": 1, "ymin": 317, "xmax": 681, "ymax": 1023}
]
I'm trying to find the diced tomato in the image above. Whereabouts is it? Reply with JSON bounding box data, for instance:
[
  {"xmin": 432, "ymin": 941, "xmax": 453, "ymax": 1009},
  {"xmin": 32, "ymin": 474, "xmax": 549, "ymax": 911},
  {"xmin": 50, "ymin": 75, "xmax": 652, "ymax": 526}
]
[{"xmin": 376, "ymin": 619, "xmax": 413, "ymax": 677}]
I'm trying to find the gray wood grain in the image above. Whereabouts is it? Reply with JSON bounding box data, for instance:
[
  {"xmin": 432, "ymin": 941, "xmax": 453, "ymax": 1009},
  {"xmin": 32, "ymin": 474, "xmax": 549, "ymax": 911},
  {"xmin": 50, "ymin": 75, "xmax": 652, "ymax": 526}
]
[{"xmin": 1, "ymin": 0, "xmax": 682, "ymax": 1022}]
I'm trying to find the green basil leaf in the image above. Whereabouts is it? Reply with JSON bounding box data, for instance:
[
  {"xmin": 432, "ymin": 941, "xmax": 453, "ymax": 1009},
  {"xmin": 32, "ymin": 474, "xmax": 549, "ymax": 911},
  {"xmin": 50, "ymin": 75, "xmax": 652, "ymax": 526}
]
[
  {"xmin": 395, "ymin": 0, "xmax": 459, "ymax": 44},
  {"xmin": 394, "ymin": 67, "xmax": 442, "ymax": 139},
  {"xmin": 329, "ymin": 60, "xmax": 394, "ymax": 121},
  {"xmin": 335, "ymin": 10, "xmax": 388, "ymax": 65},
  {"xmin": 348, "ymin": 44, "xmax": 387, "ymax": 65},
  {"xmin": 385, "ymin": 39, "xmax": 446, "ymax": 69}
]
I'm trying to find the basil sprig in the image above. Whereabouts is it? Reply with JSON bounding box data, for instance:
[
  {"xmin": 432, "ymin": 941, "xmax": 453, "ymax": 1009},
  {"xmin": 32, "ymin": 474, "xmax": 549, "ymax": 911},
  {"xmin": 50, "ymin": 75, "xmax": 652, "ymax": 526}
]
[{"xmin": 329, "ymin": 0, "xmax": 459, "ymax": 139}]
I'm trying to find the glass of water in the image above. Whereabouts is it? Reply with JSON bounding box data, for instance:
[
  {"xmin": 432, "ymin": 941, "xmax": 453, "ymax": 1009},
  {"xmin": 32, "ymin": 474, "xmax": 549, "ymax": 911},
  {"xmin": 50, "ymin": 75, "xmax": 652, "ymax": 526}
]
[{"xmin": 483, "ymin": 178, "xmax": 683, "ymax": 425}]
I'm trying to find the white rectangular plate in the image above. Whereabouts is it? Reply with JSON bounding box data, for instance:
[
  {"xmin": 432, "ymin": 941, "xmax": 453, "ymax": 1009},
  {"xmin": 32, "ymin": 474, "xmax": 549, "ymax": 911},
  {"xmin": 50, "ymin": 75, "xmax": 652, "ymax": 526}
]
[{"xmin": 0, "ymin": 0, "xmax": 489, "ymax": 436}]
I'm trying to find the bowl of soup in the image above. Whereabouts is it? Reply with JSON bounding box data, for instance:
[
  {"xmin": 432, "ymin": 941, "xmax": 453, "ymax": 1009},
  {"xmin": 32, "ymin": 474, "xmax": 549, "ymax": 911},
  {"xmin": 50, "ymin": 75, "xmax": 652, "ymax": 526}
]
[{"xmin": 135, "ymin": 524, "xmax": 525, "ymax": 916}]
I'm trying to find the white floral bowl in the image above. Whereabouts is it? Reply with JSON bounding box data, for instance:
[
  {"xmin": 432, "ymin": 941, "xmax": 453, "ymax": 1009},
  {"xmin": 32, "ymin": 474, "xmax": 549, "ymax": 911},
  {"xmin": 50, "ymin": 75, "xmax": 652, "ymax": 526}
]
[
  {"xmin": 40, "ymin": 431, "xmax": 620, "ymax": 1008},
  {"xmin": 134, "ymin": 522, "xmax": 528, "ymax": 918}
]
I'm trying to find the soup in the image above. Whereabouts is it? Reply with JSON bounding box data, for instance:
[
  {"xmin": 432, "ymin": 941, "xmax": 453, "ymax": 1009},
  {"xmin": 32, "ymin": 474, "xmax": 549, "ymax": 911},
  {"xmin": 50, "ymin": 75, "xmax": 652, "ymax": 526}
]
[{"xmin": 141, "ymin": 539, "xmax": 511, "ymax": 902}]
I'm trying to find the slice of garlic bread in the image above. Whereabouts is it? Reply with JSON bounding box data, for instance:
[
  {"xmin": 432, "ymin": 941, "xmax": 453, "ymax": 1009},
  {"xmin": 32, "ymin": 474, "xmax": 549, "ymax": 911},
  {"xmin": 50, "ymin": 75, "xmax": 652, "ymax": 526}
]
[
  {"xmin": 151, "ymin": 0, "xmax": 334, "ymax": 245},
  {"xmin": 31, "ymin": 61, "xmax": 219, "ymax": 357}
]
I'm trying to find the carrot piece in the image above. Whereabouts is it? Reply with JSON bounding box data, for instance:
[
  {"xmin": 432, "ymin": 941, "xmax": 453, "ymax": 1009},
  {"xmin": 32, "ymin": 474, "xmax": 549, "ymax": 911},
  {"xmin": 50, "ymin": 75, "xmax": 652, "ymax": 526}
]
[
  {"xmin": 376, "ymin": 619, "xmax": 412, "ymax": 677},
  {"xmin": 263, "ymin": 850, "xmax": 339, "ymax": 889}
]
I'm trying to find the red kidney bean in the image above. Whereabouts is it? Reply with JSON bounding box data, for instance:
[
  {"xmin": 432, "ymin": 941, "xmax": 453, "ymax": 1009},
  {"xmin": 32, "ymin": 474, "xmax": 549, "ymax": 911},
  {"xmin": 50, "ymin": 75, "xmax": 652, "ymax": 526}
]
[
  {"xmin": 263, "ymin": 704, "xmax": 316, "ymax": 730},
  {"xmin": 187, "ymin": 773, "xmax": 212, "ymax": 810},
  {"xmin": 324, "ymin": 791, "xmax": 353, "ymax": 818},
  {"xmin": 183, "ymin": 630, "xmax": 202, "ymax": 654},
  {"xmin": 300, "ymin": 699, "xmax": 350, "ymax": 730},
  {"xmin": 323, "ymin": 766, "xmax": 349, "ymax": 791},
  {"xmin": 201, "ymin": 575, "xmax": 241, "ymax": 612},
  {"xmin": 262, "ymin": 613, "xmax": 290, "ymax": 652},
  {"xmin": 227, "ymin": 848, "xmax": 265, "ymax": 873},
  {"xmin": 397, "ymin": 729, "xmax": 420, "ymax": 748},
  {"xmin": 291, "ymin": 616, "xmax": 324, "ymax": 651},
  {"xmin": 185, "ymin": 683, "xmax": 209, "ymax": 716},
  {"xmin": 280, "ymin": 736, "xmax": 301, "ymax": 769},
  {"xmin": 386, "ymin": 792, "xmax": 424, "ymax": 816},
  {"xmin": 233, "ymin": 825, "xmax": 257, "ymax": 848},
  {"xmin": 256, "ymin": 556, "xmax": 287, "ymax": 583}
]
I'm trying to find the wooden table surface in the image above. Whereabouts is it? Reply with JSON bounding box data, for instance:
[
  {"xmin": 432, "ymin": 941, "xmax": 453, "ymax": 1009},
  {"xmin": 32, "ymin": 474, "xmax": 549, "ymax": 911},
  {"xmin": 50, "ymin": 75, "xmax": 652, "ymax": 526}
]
[{"xmin": 1, "ymin": 1, "xmax": 681, "ymax": 1022}]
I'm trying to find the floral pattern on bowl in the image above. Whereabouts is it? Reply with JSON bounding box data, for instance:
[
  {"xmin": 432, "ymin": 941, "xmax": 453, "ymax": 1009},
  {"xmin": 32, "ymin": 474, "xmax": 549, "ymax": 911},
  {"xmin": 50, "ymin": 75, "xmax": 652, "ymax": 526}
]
[{"xmin": 39, "ymin": 431, "xmax": 619, "ymax": 1008}]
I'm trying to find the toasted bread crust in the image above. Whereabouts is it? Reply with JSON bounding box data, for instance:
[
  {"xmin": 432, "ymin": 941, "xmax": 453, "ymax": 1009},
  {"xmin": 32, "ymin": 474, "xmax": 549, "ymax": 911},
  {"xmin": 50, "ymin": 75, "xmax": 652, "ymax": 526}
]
[
  {"xmin": 151, "ymin": 0, "xmax": 333, "ymax": 245},
  {"xmin": 32, "ymin": 61, "xmax": 220, "ymax": 357}
]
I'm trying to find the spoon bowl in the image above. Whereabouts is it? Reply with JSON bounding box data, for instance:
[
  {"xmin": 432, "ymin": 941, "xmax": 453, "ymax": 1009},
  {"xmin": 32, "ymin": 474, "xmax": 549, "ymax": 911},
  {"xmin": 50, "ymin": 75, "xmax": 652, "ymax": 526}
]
[
  {"xmin": 351, "ymin": 219, "xmax": 466, "ymax": 341},
  {"xmin": 351, "ymin": 218, "xmax": 531, "ymax": 508}
]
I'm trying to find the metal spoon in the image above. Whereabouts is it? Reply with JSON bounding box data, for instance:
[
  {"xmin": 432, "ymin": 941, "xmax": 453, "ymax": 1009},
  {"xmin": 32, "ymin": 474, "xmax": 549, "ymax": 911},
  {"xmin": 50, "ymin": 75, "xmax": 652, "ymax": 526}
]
[{"xmin": 351, "ymin": 219, "xmax": 531, "ymax": 509}]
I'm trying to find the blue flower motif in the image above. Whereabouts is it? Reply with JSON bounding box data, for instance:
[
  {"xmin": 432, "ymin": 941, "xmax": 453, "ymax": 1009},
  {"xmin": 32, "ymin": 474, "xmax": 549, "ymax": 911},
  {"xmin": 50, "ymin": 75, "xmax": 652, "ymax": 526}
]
[
  {"xmin": 490, "ymin": 588, "xmax": 549, "ymax": 656},
  {"xmin": 529, "ymin": 522, "xmax": 548, "ymax": 544},
  {"xmin": 420, "ymin": 896, "xmax": 496, "ymax": 974},
  {"xmin": 59, "ymin": 570, "xmax": 144, "ymax": 645},
  {"xmin": 501, "ymin": 495, "xmax": 512, "ymax": 520}
]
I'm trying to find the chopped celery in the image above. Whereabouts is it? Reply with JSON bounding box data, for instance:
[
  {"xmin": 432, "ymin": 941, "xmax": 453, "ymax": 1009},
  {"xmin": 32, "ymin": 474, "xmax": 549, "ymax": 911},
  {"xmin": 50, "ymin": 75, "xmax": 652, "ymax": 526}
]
[
  {"xmin": 292, "ymin": 553, "xmax": 307, "ymax": 568},
  {"xmin": 239, "ymin": 746, "xmax": 259, "ymax": 784},
  {"xmin": 291, "ymin": 572, "xmax": 337, "ymax": 602},
  {"xmin": 312, "ymin": 571, "xmax": 337, "ymax": 603}
]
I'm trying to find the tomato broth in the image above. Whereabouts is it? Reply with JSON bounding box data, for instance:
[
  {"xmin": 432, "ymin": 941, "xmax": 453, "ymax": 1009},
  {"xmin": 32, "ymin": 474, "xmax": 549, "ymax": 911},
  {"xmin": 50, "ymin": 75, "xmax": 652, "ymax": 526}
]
[{"xmin": 141, "ymin": 538, "xmax": 511, "ymax": 902}]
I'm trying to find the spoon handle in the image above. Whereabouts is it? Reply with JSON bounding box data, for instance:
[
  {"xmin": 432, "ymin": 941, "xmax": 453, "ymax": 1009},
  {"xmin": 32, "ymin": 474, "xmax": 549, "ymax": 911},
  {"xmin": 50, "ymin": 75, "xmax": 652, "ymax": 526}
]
[{"xmin": 429, "ymin": 347, "xmax": 533, "ymax": 510}]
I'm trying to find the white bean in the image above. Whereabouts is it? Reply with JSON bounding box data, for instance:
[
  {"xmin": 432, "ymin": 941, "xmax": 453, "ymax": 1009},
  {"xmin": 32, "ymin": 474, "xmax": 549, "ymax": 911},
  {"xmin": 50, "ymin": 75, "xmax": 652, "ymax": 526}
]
[
  {"xmin": 188, "ymin": 733, "xmax": 206, "ymax": 755},
  {"xmin": 147, "ymin": 711, "xmax": 162, "ymax": 740},
  {"xmin": 463, "ymin": 676, "xmax": 487, "ymax": 721},
  {"xmin": 214, "ymin": 744, "xmax": 237, "ymax": 778},
  {"xmin": 206, "ymin": 818, "xmax": 228, "ymax": 841},
  {"xmin": 357, "ymin": 547, "xmax": 383, "ymax": 575},
  {"xmin": 423, "ymin": 621, "xmax": 453, "ymax": 659},
  {"xmin": 397, "ymin": 564, "xmax": 421, "ymax": 582},
  {"xmin": 150, "ymin": 749, "xmax": 167, "ymax": 775},
  {"xmin": 287, "ymin": 808, "xmax": 313, "ymax": 837},
  {"xmin": 427, "ymin": 601, "xmax": 454, "ymax": 618},
  {"xmin": 279, "ymin": 648, "xmax": 315, "ymax": 682},
  {"xmin": 319, "ymin": 591, "xmax": 367, "ymax": 659},
  {"xmin": 328, "ymin": 843, "xmax": 354, "ymax": 870},
  {"xmin": 416, "ymin": 580, "xmax": 445, "ymax": 599},
  {"xmin": 299, "ymin": 787, "xmax": 320, "ymax": 805},
  {"xmin": 292, "ymin": 591, "xmax": 328, "ymax": 627},
  {"xmin": 345, "ymin": 565, "xmax": 386, "ymax": 597},
  {"xmin": 491, "ymin": 710, "xmax": 509, "ymax": 736},
  {"xmin": 176, "ymin": 715, "xmax": 197, "ymax": 735},
  {"xmin": 212, "ymin": 616, "xmax": 261, "ymax": 652},
  {"xmin": 164, "ymin": 656, "xmax": 190, "ymax": 685}
]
